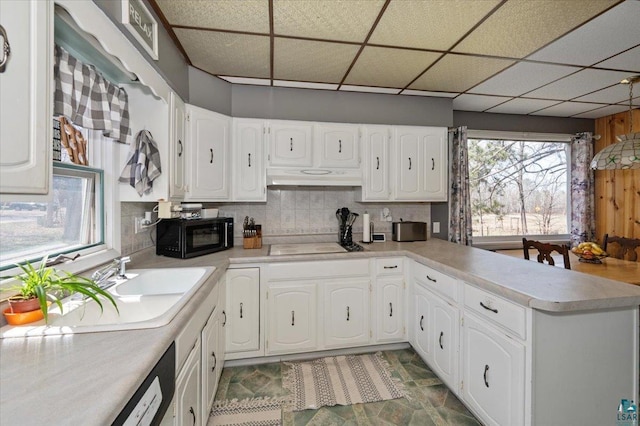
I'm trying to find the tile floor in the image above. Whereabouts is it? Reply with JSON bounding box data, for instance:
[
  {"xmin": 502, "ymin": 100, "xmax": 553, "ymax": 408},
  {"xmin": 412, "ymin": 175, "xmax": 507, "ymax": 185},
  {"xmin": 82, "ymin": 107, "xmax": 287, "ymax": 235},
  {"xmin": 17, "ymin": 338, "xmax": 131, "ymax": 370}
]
[{"xmin": 213, "ymin": 348, "xmax": 482, "ymax": 425}]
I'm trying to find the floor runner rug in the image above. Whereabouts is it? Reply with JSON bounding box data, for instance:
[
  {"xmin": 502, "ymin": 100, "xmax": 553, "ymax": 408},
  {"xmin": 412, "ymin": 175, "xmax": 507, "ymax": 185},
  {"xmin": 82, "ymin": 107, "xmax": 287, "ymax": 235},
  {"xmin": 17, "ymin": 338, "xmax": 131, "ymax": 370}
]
[
  {"xmin": 209, "ymin": 397, "xmax": 285, "ymax": 426},
  {"xmin": 282, "ymin": 352, "xmax": 406, "ymax": 412}
]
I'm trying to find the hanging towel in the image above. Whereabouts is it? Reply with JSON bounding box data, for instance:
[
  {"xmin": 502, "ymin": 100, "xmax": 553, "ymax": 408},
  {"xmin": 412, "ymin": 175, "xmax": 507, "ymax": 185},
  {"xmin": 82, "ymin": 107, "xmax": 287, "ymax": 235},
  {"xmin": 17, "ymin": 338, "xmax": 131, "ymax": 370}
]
[{"xmin": 119, "ymin": 130, "xmax": 162, "ymax": 196}]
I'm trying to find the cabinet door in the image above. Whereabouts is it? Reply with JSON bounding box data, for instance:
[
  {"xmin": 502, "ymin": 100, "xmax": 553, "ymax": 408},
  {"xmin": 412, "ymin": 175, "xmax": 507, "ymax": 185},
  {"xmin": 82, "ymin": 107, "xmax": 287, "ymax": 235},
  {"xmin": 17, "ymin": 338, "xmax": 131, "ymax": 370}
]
[
  {"xmin": 463, "ymin": 313, "xmax": 525, "ymax": 426},
  {"xmin": 233, "ymin": 119, "xmax": 266, "ymax": 201},
  {"xmin": 316, "ymin": 123, "xmax": 359, "ymax": 168},
  {"xmin": 201, "ymin": 309, "xmax": 219, "ymax": 422},
  {"xmin": 266, "ymin": 282, "xmax": 317, "ymax": 354},
  {"xmin": 413, "ymin": 283, "xmax": 432, "ymax": 360},
  {"xmin": 324, "ymin": 280, "xmax": 370, "ymax": 348},
  {"xmin": 269, "ymin": 122, "xmax": 313, "ymax": 167},
  {"xmin": 394, "ymin": 127, "xmax": 422, "ymax": 199},
  {"xmin": 376, "ymin": 277, "xmax": 405, "ymax": 343},
  {"xmin": 422, "ymin": 127, "xmax": 447, "ymax": 201},
  {"xmin": 169, "ymin": 92, "xmax": 186, "ymax": 199},
  {"xmin": 432, "ymin": 296, "xmax": 458, "ymax": 391},
  {"xmin": 226, "ymin": 268, "xmax": 260, "ymax": 353},
  {"xmin": 362, "ymin": 126, "xmax": 391, "ymax": 201},
  {"xmin": 0, "ymin": 0, "xmax": 52, "ymax": 195},
  {"xmin": 186, "ymin": 105, "xmax": 230, "ymax": 200},
  {"xmin": 175, "ymin": 340, "xmax": 202, "ymax": 426}
]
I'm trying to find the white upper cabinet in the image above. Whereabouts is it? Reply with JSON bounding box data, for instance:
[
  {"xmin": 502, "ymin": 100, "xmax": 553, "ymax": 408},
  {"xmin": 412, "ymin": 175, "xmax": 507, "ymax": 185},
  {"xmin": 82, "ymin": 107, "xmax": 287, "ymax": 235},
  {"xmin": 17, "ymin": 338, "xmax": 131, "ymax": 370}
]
[
  {"xmin": 315, "ymin": 123, "xmax": 360, "ymax": 168},
  {"xmin": 392, "ymin": 126, "xmax": 447, "ymax": 201},
  {"xmin": 233, "ymin": 118, "xmax": 266, "ymax": 201},
  {"xmin": 268, "ymin": 121, "xmax": 313, "ymax": 167},
  {"xmin": 169, "ymin": 91, "xmax": 187, "ymax": 199},
  {"xmin": 185, "ymin": 104, "xmax": 231, "ymax": 200},
  {"xmin": 0, "ymin": 0, "xmax": 52, "ymax": 197},
  {"xmin": 361, "ymin": 125, "xmax": 391, "ymax": 201}
]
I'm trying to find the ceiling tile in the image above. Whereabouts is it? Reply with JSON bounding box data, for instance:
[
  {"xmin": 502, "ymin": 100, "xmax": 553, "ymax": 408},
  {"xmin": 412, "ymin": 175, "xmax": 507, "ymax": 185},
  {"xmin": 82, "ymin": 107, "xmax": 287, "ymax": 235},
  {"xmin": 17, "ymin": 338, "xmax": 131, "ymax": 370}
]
[
  {"xmin": 527, "ymin": 0, "xmax": 640, "ymax": 65},
  {"xmin": 339, "ymin": 86, "xmax": 400, "ymax": 94},
  {"xmin": 617, "ymin": 96, "xmax": 640, "ymax": 107},
  {"xmin": 274, "ymin": 80, "xmax": 339, "ymax": 90},
  {"xmin": 595, "ymin": 45, "xmax": 640, "ymax": 71},
  {"xmin": 175, "ymin": 29, "xmax": 270, "ymax": 78},
  {"xmin": 219, "ymin": 76, "xmax": 271, "ymax": 85},
  {"xmin": 486, "ymin": 98, "xmax": 561, "ymax": 114},
  {"xmin": 273, "ymin": 0, "xmax": 384, "ymax": 42},
  {"xmin": 524, "ymin": 69, "xmax": 631, "ymax": 100},
  {"xmin": 453, "ymin": 0, "xmax": 619, "ymax": 58},
  {"xmin": 369, "ymin": 0, "xmax": 501, "ymax": 50},
  {"xmin": 274, "ymin": 38, "xmax": 359, "ymax": 83},
  {"xmin": 409, "ymin": 55, "xmax": 514, "ymax": 92},
  {"xmin": 156, "ymin": 0, "xmax": 269, "ymax": 32},
  {"xmin": 344, "ymin": 46, "xmax": 440, "ymax": 89},
  {"xmin": 573, "ymin": 104, "xmax": 630, "ymax": 118},
  {"xmin": 469, "ymin": 62, "xmax": 580, "ymax": 96},
  {"xmin": 453, "ymin": 94, "xmax": 512, "ymax": 112},
  {"xmin": 402, "ymin": 90, "xmax": 458, "ymax": 98},
  {"xmin": 529, "ymin": 102, "xmax": 607, "ymax": 117},
  {"xmin": 574, "ymin": 84, "xmax": 639, "ymax": 104}
]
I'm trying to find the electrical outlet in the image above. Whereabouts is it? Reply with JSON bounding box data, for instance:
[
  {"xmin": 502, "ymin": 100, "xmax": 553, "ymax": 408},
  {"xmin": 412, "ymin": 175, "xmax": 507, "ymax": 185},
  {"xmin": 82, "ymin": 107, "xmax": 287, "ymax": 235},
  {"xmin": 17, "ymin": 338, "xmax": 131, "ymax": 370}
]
[
  {"xmin": 433, "ymin": 222, "xmax": 440, "ymax": 234},
  {"xmin": 134, "ymin": 217, "xmax": 146, "ymax": 234}
]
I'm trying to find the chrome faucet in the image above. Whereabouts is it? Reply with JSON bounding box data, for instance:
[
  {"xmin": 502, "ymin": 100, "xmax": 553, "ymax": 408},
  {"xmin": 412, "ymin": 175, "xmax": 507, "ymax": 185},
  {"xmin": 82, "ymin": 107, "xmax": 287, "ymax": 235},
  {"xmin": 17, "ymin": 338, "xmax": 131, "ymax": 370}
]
[{"xmin": 91, "ymin": 256, "xmax": 131, "ymax": 289}]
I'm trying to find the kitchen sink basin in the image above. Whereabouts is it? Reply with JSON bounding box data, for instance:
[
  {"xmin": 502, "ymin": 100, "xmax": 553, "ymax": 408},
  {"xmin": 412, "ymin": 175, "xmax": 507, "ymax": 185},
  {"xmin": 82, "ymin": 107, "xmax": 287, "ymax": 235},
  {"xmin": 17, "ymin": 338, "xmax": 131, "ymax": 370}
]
[{"xmin": 0, "ymin": 267, "xmax": 214, "ymax": 338}]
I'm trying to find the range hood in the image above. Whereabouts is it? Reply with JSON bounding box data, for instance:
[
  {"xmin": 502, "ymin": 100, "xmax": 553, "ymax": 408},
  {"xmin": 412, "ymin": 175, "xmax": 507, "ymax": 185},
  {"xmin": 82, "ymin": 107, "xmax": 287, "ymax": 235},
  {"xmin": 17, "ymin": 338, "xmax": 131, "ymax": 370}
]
[{"xmin": 266, "ymin": 168, "xmax": 362, "ymax": 187}]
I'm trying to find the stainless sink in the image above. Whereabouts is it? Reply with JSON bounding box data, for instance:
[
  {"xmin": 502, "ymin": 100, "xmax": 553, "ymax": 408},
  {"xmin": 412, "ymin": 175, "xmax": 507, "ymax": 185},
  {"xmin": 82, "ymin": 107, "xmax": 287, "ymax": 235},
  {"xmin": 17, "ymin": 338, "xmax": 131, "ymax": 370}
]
[{"xmin": 269, "ymin": 242, "xmax": 347, "ymax": 256}]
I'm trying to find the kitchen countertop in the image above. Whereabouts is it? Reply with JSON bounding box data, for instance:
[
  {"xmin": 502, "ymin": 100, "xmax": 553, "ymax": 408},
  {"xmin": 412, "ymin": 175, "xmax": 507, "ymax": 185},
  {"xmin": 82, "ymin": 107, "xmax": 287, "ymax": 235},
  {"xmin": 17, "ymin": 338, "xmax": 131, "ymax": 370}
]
[{"xmin": 3, "ymin": 239, "xmax": 640, "ymax": 425}]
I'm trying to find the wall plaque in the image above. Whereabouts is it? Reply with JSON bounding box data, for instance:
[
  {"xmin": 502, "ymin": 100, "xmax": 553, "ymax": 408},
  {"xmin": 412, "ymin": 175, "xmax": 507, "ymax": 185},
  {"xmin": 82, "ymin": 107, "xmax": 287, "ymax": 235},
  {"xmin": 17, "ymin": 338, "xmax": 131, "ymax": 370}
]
[{"xmin": 121, "ymin": 0, "xmax": 158, "ymax": 60}]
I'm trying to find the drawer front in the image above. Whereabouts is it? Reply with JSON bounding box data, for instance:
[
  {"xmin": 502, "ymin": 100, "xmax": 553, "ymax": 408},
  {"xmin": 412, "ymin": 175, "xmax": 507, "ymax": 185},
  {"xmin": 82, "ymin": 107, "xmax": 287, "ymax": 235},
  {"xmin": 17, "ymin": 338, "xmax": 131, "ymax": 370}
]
[
  {"xmin": 375, "ymin": 257, "xmax": 404, "ymax": 276},
  {"xmin": 464, "ymin": 284, "xmax": 526, "ymax": 339},
  {"xmin": 412, "ymin": 261, "xmax": 458, "ymax": 302},
  {"xmin": 268, "ymin": 259, "xmax": 369, "ymax": 280}
]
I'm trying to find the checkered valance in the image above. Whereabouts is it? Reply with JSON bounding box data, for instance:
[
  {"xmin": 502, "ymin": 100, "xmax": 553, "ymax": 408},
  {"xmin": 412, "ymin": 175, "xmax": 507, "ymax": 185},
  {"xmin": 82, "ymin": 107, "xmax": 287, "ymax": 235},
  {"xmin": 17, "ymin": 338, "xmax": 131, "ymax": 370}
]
[{"xmin": 54, "ymin": 44, "xmax": 131, "ymax": 144}]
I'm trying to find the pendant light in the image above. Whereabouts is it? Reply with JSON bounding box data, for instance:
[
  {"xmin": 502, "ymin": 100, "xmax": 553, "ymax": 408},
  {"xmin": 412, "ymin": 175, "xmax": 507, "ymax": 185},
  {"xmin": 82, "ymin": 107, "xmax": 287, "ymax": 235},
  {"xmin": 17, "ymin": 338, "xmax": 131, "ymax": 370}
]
[{"xmin": 590, "ymin": 76, "xmax": 640, "ymax": 170}]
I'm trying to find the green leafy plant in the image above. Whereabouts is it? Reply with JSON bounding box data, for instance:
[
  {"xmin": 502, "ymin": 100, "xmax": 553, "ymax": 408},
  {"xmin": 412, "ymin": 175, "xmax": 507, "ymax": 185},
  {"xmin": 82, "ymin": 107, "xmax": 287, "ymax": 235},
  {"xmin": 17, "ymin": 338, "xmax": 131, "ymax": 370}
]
[{"xmin": 5, "ymin": 256, "xmax": 119, "ymax": 323}]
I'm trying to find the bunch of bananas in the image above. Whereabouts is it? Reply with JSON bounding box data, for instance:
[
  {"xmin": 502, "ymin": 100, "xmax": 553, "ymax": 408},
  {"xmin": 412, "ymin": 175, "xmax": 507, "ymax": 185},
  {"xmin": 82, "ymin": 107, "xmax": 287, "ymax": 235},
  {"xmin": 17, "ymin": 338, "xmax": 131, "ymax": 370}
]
[{"xmin": 572, "ymin": 242, "xmax": 607, "ymax": 258}]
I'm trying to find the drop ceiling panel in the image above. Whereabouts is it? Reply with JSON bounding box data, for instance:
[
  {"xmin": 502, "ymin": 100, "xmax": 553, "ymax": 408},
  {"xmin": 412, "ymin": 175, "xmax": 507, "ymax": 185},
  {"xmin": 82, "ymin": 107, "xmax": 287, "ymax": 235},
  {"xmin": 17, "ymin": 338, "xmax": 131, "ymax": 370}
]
[
  {"xmin": 527, "ymin": 0, "xmax": 640, "ymax": 65},
  {"xmin": 410, "ymin": 55, "xmax": 514, "ymax": 93},
  {"xmin": 574, "ymin": 84, "xmax": 639, "ymax": 104},
  {"xmin": 453, "ymin": 94, "xmax": 512, "ymax": 112},
  {"xmin": 595, "ymin": 45, "xmax": 640, "ymax": 71},
  {"xmin": 530, "ymin": 102, "xmax": 608, "ymax": 117},
  {"xmin": 369, "ymin": 0, "xmax": 501, "ymax": 50},
  {"xmin": 175, "ymin": 29, "xmax": 270, "ymax": 78},
  {"xmin": 339, "ymin": 85, "xmax": 400, "ymax": 94},
  {"xmin": 273, "ymin": 0, "xmax": 384, "ymax": 42},
  {"xmin": 470, "ymin": 62, "xmax": 580, "ymax": 96},
  {"xmin": 274, "ymin": 38, "xmax": 359, "ymax": 83},
  {"xmin": 453, "ymin": 0, "xmax": 619, "ymax": 58},
  {"xmin": 274, "ymin": 80, "xmax": 339, "ymax": 90},
  {"xmin": 573, "ymin": 104, "xmax": 630, "ymax": 118},
  {"xmin": 403, "ymin": 90, "xmax": 458, "ymax": 98},
  {"xmin": 156, "ymin": 0, "xmax": 269, "ymax": 32},
  {"xmin": 344, "ymin": 46, "xmax": 441, "ymax": 88},
  {"xmin": 524, "ymin": 69, "xmax": 631, "ymax": 100},
  {"xmin": 486, "ymin": 98, "xmax": 561, "ymax": 114}
]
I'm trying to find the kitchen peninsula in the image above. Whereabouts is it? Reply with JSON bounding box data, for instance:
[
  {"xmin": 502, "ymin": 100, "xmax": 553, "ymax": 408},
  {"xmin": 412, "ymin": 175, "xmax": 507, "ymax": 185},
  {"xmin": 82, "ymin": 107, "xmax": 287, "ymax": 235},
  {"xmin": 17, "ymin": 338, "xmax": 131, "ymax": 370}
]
[{"xmin": 2, "ymin": 239, "xmax": 639, "ymax": 426}]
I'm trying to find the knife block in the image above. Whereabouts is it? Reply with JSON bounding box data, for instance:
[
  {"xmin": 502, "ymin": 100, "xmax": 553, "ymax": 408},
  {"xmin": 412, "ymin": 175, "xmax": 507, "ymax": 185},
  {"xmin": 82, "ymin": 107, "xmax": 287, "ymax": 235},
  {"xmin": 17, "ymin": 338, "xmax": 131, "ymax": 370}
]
[{"xmin": 243, "ymin": 225, "xmax": 262, "ymax": 249}]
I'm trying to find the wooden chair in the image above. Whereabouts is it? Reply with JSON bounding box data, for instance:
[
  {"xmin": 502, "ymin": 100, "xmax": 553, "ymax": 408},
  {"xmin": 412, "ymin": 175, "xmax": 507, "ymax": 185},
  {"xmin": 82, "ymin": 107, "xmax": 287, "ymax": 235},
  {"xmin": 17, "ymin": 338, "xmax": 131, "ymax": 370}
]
[
  {"xmin": 522, "ymin": 238, "xmax": 571, "ymax": 269},
  {"xmin": 603, "ymin": 234, "xmax": 640, "ymax": 262}
]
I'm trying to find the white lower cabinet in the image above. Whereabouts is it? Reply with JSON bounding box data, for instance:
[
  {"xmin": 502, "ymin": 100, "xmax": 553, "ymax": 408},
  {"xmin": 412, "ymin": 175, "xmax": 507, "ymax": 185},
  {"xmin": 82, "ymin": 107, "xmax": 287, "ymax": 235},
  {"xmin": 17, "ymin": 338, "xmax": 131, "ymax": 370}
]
[
  {"xmin": 201, "ymin": 306, "xmax": 225, "ymax": 422},
  {"xmin": 226, "ymin": 268, "xmax": 260, "ymax": 355},
  {"xmin": 375, "ymin": 277, "xmax": 405, "ymax": 343},
  {"xmin": 324, "ymin": 280, "xmax": 370, "ymax": 348},
  {"xmin": 412, "ymin": 280, "xmax": 432, "ymax": 360},
  {"xmin": 462, "ymin": 312, "xmax": 525, "ymax": 426},
  {"xmin": 175, "ymin": 339, "xmax": 202, "ymax": 426},
  {"xmin": 266, "ymin": 282, "xmax": 317, "ymax": 354}
]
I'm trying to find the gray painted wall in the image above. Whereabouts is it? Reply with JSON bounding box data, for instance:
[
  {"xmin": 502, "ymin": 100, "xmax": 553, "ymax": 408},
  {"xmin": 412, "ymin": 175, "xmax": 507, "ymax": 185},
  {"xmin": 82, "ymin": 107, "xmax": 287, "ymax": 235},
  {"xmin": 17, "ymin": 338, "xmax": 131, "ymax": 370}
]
[
  {"xmin": 188, "ymin": 67, "xmax": 232, "ymax": 115},
  {"xmin": 92, "ymin": 0, "xmax": 189, "ymax": 99},
  {"xmin": 231, "ymin": 85, "xmax": 453, "ymax": 126}
]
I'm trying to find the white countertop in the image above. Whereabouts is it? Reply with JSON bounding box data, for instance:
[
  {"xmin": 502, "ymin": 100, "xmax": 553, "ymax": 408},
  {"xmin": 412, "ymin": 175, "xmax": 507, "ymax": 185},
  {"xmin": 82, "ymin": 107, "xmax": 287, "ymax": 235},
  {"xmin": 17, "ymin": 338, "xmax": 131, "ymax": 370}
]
[{"xmin": 3, "ymin": 239, "xmax": 640, "ymax": 425}]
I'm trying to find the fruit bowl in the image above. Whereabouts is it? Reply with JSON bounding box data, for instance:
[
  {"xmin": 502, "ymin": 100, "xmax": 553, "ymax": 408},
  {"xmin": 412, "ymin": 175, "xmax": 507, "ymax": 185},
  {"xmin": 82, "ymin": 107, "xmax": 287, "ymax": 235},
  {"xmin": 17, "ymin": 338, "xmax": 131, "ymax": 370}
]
[{"xmin": 572, "ymin": 242, "xmax": 608, "ymax": 264}]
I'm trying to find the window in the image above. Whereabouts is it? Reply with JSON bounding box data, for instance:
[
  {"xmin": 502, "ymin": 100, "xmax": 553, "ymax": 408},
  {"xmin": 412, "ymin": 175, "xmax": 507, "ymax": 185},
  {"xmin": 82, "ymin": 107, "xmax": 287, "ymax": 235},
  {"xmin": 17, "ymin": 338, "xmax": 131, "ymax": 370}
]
[
  {"xmin": 0, "ymin": 164, "xmax": 103, "ymax": 270},
  {"xmin": 467, "ymin": 132, "xmax": 570, "ymax": 247}
]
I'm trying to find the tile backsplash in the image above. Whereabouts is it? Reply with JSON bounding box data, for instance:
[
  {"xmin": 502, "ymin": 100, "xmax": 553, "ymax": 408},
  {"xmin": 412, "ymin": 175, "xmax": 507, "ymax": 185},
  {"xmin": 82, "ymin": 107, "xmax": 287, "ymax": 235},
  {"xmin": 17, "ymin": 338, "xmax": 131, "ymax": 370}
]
[{"xmin": 121, "ymin": 188, "xmax": 431, "ymax": 252}]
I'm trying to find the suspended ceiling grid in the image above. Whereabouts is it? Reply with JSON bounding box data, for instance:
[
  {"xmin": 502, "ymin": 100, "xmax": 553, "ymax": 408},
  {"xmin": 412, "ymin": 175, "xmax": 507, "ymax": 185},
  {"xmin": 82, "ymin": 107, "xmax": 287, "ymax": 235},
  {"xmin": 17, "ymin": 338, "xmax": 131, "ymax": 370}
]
[{"xmin": 151, "ymin": 0, "xmax": 640, "ymax": 119}]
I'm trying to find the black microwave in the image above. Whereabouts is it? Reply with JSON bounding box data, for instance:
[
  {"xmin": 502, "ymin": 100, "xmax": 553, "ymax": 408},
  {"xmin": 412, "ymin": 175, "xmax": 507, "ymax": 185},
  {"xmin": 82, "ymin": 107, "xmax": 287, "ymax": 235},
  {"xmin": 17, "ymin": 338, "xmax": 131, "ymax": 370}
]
[{"xmin": 156, "ymin": 217, "xmax": 234, "ymax": 258}]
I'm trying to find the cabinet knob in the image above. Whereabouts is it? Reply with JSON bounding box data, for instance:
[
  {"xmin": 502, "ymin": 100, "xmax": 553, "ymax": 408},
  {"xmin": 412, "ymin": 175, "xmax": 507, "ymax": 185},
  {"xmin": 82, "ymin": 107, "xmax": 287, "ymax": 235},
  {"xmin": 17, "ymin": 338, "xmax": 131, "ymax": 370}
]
[
  {"xmin": 483, "ymin": 364, "xmax": 490, "ymax": 388},
  {"xmin": 0, "ymin": 25, "xmax": 10, "ymax": 71},
  {"xmin": 389, "ymin": 302, "xmax": 393, "ymax": 317},
  {"xmin": 431, "ymin": 157, "xmax": 435, "ymax": 170},
  {"xmin": 290, "ymin": 138, "xmax": 293, "ymax": 151},
  {"xmin": 439, "ymin": 331, "xmax": 444, "ymax": 349},
  {"xmin": 222, "ymin": 310, "xmax": 226, "ymax": 326},
  {"xmin": 210, "ymin": 148, "xmax": 214, "ymax": 163},
  {"xmin": 212, "ymin": 351, "xmax": 217, "ymax": 372},
  {"xmin": 408, "ymin": 157, "xmax": 412, "ymax": 170},
  {"xmin": 480, "ymin": 301, "xmax": 498, "ymax": 314},
  {"xmin": 419, "ymin": 315, "xmax": 424, "ymax": 331},
  {"xmin": 248, "ymin": 153, "xmax": 252, "ymax": 167},
  {"xmin": 291, "ymin": 310, "xmax": 295, "ymax": 326},
  {"xmin": 426, "ymin": 275, "xmax": 437, "ymax": 283},
  {"xmin": 376, "ymin": 156, "xmax": 380, "ymax": 170},
  {"xmin": 339, "ymin": 140, "xmax": 342, "ymax": 153},
  {"xmin": 189, "ymin": 407, "xmax": 196, "ymax": 425},
  {"xmin": 178, "ymin": 140, "xmax": 183, "ymax": 157},
  {"xmin": 346, "ymin": 306, "xmax": 350, "ymax": 321},
  {"xmin": 240, "ymin": 302, "xmax": 243, "ymax": 318}
]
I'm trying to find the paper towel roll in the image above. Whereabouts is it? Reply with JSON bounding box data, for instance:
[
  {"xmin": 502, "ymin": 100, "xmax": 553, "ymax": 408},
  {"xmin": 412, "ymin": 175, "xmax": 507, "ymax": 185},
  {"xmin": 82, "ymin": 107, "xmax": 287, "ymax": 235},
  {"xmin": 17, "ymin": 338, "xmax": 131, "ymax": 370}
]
[{"xmin": 363, "ymin": 212, "xmax": 371, "ymax": 243}]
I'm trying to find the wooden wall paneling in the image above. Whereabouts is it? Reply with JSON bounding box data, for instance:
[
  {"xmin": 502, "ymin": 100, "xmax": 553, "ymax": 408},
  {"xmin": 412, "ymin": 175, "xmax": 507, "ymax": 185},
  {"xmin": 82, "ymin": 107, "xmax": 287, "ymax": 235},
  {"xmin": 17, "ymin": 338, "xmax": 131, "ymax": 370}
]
[{"xmin": 593, "ymin": 109, "xmax": 640, "ymax": 242}]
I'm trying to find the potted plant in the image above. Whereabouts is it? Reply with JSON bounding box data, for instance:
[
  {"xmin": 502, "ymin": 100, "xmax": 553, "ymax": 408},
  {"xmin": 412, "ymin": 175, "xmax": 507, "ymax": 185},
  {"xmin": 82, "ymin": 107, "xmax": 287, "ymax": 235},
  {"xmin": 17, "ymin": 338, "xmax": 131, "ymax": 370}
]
[{"xmin": 3, "ymin": 256, "xmax": 119, "ymax": 324}]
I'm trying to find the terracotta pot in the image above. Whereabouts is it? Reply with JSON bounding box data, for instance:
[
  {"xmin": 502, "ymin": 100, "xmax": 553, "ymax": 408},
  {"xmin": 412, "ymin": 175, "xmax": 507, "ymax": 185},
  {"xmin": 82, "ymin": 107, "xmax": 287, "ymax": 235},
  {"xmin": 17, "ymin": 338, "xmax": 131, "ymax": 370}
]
[{"xmin": 7, "ymin": 297, "xmax": 41, "ymax": 313}]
